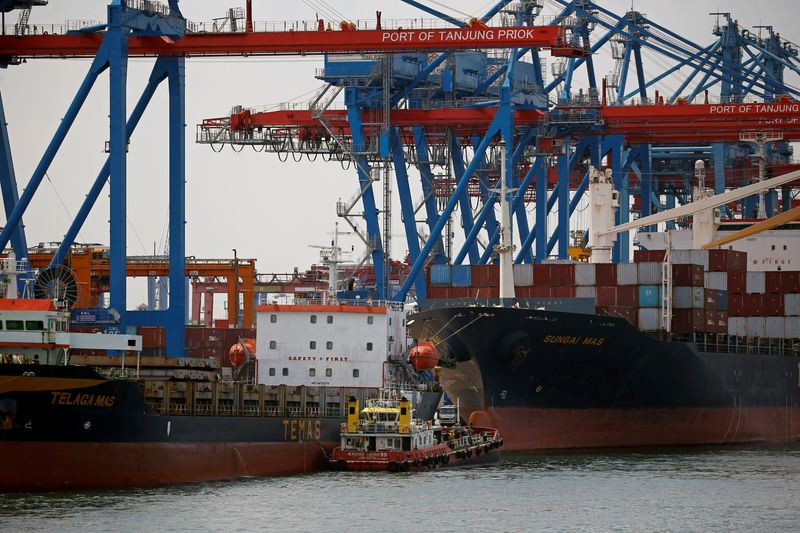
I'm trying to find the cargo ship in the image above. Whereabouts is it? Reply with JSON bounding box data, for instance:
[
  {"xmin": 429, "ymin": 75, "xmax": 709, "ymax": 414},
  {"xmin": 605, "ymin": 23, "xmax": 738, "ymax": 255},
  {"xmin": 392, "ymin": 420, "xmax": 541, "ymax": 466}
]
[
  {"xmin": 408, "ymin": 168, "xmax": 800, "ymax": 452},
  {"xmin": 0, "ymin": 292, "xmax": 442, "ymax": 490}
]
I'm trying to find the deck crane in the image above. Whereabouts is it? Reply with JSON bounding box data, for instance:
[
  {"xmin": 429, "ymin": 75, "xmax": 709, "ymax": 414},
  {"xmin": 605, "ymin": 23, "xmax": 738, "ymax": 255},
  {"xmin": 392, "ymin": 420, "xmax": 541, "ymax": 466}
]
[{"xmin": 0, "ymin": 0, "xmax": 584, "ymax": 355}]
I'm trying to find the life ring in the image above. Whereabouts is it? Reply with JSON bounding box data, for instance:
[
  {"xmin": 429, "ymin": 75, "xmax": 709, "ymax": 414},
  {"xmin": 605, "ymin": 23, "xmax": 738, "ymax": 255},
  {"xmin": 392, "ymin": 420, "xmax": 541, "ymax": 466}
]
[{"xmin": 401, "ymin": 426, "xmax": 410, "ymax": 434}]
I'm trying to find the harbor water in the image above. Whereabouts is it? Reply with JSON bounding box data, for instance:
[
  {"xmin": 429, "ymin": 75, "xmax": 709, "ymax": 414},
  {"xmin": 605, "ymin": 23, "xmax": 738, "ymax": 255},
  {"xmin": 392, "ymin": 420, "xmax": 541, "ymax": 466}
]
[{"xmin": 2, "ymin": 445, "xmax": 800, "ymax": 532}]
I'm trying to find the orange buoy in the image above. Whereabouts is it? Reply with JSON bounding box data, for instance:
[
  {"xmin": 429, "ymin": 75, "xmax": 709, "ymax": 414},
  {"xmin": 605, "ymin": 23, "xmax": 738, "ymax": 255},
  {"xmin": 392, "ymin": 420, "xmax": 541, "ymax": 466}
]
[
  {"xmin": 409, "ymin": 341, "xmax": 438, "ymax": 370},
  {"xmin": 229, "ymin": 338, "xmax": 256, "ymax": 367}
]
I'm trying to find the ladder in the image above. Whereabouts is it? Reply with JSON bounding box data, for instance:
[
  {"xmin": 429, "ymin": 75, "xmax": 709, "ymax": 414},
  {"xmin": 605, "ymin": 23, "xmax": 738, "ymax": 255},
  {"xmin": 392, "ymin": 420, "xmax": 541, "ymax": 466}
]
[{"xmin": 16, "ymin": 8, "xmax": 32, "ymax": 36}]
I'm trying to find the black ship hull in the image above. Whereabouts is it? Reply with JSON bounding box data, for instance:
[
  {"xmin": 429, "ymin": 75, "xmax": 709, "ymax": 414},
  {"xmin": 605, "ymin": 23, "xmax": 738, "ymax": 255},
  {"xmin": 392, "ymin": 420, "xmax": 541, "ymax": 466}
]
[
  {"xmin": 408, "ymin": 306, "xmax": 800, "ymax": 451},
  {"xmin": 0, "ymin": 364, "xmax": 341, "ymax": 490}
]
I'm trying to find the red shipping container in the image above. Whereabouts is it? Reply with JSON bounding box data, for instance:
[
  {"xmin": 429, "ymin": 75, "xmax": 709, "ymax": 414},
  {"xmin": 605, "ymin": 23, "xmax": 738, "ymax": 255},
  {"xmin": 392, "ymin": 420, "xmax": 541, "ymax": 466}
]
[
  {"xmin": 595, "ymin": 263, "xmax": 617, "ymax": 286},
  {"xmin": 633, "ymin": 249, "xmax": 666, "ymax": 263},
  {"xmin": 528, "ymin": 286, "xmax": 553, "ymax": 298},
  {"xmin": 471, "ymin": 265, "xmax": 499, "ymax": 287},
  {"xmin": 673, "ymin": 264, "xmax": 704, "ymax": 286},
  {"xmin": 707, "ymin": 249, "xmax": 747, "ymax": 272},
  {"xmin": 728, "ymin": 294, "xmax": 744, "ymax": 316},
  {"xmin": 780, "ymin": 271, "xmax": 800, "ymax": 293},
  {"xmin": 533, "ymin": 264, "xmax": 552, "ymax": 286},
  {"xmin": 703, "ymin": 289, "xmax": 717, "ymax": 309},
  {"xmin": 705, "ymin": 311, "xmax": 717, "ymax": 332},
  {"xmin": 551, "ymin": 286, "xmax": 577, "ymax": 298},
  {"xmin": 672, "ymin": 309, "xmax": 705, "ymax": 333},
  {"xmin": 138, "ymin": 326, "xmax": 166, "ymax": 349},
  {"xmin": 426, "ymin": 286, "xmax": 450, "ymax": 299},
  {"xmin": 765, "ymin": 272, "xmax": 782, "ymax": 294},
  {"xmin": 615, "ymin": 285, "xmax": 639, "ymax": 308},
  {"xmin": 549, "ymin": 264, "xmax": 576, "ymax": 286},
  {"xmin": 727, "ymin": 272, "xmax": 746, "ymax": 294},
  {"xmin": 596, "ymin": 286, "xmax": 617, "ymax": 306},
  {"xmin": 449, "ymin": 287, "xmax": 471, "ymax": 298},
  {"xmin": 743, "ymin": 294, "xmax": 764, "ymax": 316},
  {"xmin": 763, "ymin": 293, "xmax": 785, "ymax": 316},
  {"xmin": 716, "ymin": 311, "xmax": 729, "ymax": 334}
]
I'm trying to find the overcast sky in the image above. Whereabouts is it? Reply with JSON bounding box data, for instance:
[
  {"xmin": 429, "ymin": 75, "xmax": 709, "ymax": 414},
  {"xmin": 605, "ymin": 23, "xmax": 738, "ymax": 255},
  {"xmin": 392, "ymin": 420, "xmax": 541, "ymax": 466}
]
[{"xmin": 1, "ymin": 0, "xmax": 798, "ymax": 306}]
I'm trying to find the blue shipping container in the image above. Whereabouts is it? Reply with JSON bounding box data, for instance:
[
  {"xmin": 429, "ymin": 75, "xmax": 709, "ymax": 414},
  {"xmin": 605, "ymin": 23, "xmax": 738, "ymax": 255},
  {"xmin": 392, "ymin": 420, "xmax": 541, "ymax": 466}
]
[
  {"xmin": 451, "ymin": 265, "xmax": 472, "ymax": 287},
  {"xmin": 638, "ymin": 285, "xmax": 662, "ymax": 308},
  {"xmin": 717, "ymin": 290, "xmax": 729, "ymax": 312},
  {"xmin": 430, "ymin": 264, "xmax": 452, "ymax": 286}
]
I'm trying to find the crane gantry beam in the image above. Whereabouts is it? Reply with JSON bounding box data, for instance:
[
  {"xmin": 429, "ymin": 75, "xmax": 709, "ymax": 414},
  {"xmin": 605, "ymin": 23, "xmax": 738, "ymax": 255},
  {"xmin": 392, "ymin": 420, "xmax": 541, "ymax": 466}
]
[{"xmin": 0, "ymin": 25, "xmax": 586, "ymax": 60}]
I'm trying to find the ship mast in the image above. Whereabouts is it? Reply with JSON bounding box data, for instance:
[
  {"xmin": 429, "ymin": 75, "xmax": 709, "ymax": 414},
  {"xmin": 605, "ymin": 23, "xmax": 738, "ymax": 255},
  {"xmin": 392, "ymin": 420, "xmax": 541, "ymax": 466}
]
[{"xmin": 496, "ymin": 141, "xmax": 516, "ymax": 299}]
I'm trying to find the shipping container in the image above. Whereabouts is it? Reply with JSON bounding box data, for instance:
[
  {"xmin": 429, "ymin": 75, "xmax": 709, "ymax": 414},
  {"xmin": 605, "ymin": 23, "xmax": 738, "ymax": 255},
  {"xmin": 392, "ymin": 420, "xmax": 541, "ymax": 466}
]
[
  {"xmin": 673, "ymin": 287, "xmax": 704, "ymax": 309},
  {"xmin": 427, "ymin": 286, "xmax": 451, "ymax": 299},
  {"xmin": 728, "ymin": 293, "xmax": 744, "ymax": 316},
  {"xmin": 708, "ymin": 249, "xmax": 746, "ymax": 272},
  {"xmin": 672, "ymin": 264, "xmax": 704, "ymax": 287},
  {"xmin": 746, "ymin": 317, "xmax": 766, "ymax": 338},
  {"xmin": 689, "ymin": 249, "xmax": 709, "ymax": 270},
  {"xmin": 717, "ymin": 290, "xmax": 729, "ymax": 312},
  {"xmin": 703, "ymin": 289, "xmax": 717, "ymax": 309},
  {"xmin": 616, "ymin": 285, "xmax": 639, "ymax": 307},
  {"xmin": 780, "ymin": 271, "xmax": 800, "ymax": 293},
  {"xmin": 430, "ymin": 264, "xmax": 452, "ymax": 286},
  {"xmin": 449, "ymin": 287, "xmax": 472, "ymax": 298},
  {"xmin": 596, "ymin": 286, "xmax": 617, "ymax": 307},
  {"xmin": 616, "ymin": 263, "xmax": 638, "ymax": 285},
  {"xmin": 550, "ymin": 264, "xmax": 576, "ymax": 286},
  {"xmin": 575, "ymin": 263, "xmax": 596, "ymax": 286},
  {"xmin": 765, "ymin": 317, "xmax": 785, "ymax": 338},
  {"xmin": 513, "ymin": 264, "xmax": 534, "ymax": 286},
  {"xmin": 672, "ymin": 309, "xmax": 705, "ymax": 332},
  {"xmin": 605, "ymin": 306, "xmax": 637, "ymax": 326},
  {"xmin": 575, "ymin": 286, "xmax": 597, "ymax": 300},
  {"xmin": 746, "ymin": 271, "xmax": 765, "ymax": 294},
  {"xmin": 637, "ymin": 262, "xmax": 663, "ymax": 284},
  {"xmin": 638, "ymin": 285, "xmax": 662, "ymax": 308},
  {"xmin": 595, "ymin": 263, "xmax": 617, "ymax": 286},
  {"xmin": 743, "ymin": 293, "xmax": 764, "ymax": 316},
  {"xmin": 765, "ymin": 271, "xmax": 782, "ymax": 294},
  {"xmin": 671, "ymin": 250, "xmax": 692, "ymax": 264},
  {"xmin": 532, "ymin": 264, "xmax": 552, "ymax": 286},
  {"xmin": 704, "ymin": 272, "xmax": 727, "ymax": 291},
  {"xmin": 633, "ymin": 249, "xmax": 666, "ymax": 263},
  {"xmin": 638, "ymin": 308, "xmax": 661, "ymax": 331},
  {"xmin": 786, "ymin": 294, "xmax": 800, "ymax": 316},
  {"xmin": 728, "ymin": 317, "xmax": 747, "ymax": 337},
  {"xmin": 527, "ymin": 286, "xmax": 553, "ymax": 298},
  {"xmin": 471, "ymin": 265, "xmax": 499, "ymax": 287},
  {"xmin": 786, "ymin": 317, "xmax": 800, "ymax": 338},
  {"xmin": 551, "ymin": 286, "xmax": 577, "ymax": 298},
  {"xmin": 705, "ymin": 311, "xmax": 717, "ymax": 332},
  {"xmin": 451, "ymin": 265, "xmax": 472, "ymax": 287},
  {"xmin": 716, "ymin": 311, "xmax": 729, "ymax": 334},
  {"xmin": 763, "ymin": 293, "xmax": 785, "ymax": 316},
  {"xmin": 727, "ymin": 272, "xmax": 746, "ymax": 294}
]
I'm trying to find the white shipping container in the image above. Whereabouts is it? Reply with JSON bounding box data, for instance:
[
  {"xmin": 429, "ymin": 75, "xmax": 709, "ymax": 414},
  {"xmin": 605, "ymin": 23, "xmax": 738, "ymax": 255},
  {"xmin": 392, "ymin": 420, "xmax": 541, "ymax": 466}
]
[
  {"xmin": 765, "ymin": 317, "xmax": 785, "ymax": 338},
  {"xmin": 786, "ymin": 317, "xmax": 800, "ymax": 338},
  {"xmin": 704, "ymin": 272, "xmax": 727, "ymax": 291},
  {"xmin": 746, "ymin": 317, "xmax": 766, "ymax": 338},
  {"xmin": 576, "ymin": 286, "xmax": 597, "ymax": 299},
  {"xmin": 672, "ymin": 250, "xmax": 692, "ymax": 264},
  {"xmin": 513, "ymin": 264, "xmax": 534, "ymax": 286},
  {"xmin": 746, "ymin": 272, "xmax": 765, "ymax": 294},
  {"xmin": 728, "ymin": 317, "xmax": 747, "ymax": 337},
  {"xmin": 689, "ymin": 249, "xmax": 709, "ymax": 270},
  {"xmin": 785, "ymin": 294, "xmax": 800, "ymax": 316},
  {"xmin": 617, "ymin": 263, "xmax": 638, "ymax": 285},
  {"xmin": 638, "ymin": 262, "xmax": 663, "ymax": 284},
  {"xmin": 575, "ymin": 264, "xmax": 596, "ymax": 286},
  {"xmin": 638, "ymin": 308, "xmax": 661, "ymax": 331}
]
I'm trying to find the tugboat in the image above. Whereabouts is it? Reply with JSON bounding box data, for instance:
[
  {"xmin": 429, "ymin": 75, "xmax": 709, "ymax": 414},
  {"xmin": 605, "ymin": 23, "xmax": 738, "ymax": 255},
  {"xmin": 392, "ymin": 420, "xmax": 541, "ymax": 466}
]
[{"xmin": 329, "ymin": 393, "xmax": 502, "ymax": 472}]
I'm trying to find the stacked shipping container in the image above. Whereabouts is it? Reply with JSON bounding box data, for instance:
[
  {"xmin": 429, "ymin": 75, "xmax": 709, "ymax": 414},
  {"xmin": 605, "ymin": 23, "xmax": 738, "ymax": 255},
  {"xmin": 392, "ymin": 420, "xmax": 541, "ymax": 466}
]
[{"xmin": 425, "ymin": 249, "xmax": 800, "ymax": 339}]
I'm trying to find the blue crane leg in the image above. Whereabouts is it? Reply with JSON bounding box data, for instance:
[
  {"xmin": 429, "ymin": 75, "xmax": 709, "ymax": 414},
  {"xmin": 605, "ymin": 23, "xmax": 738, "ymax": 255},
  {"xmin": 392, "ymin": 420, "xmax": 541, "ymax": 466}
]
[
  {"xmin": 391, "ymin": 128, "xmax": 425, "ymax": 300},
  {"xmin": 0, "ymin": 91, "xmax": 29, "ymax": 276}
]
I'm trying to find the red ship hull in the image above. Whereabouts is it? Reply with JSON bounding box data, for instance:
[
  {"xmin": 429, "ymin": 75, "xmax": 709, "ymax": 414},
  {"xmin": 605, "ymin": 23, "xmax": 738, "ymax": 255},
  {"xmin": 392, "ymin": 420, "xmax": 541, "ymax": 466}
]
[
  {"xmin": 0, "ymin": 440, "xmax": 336, "ymax": 491},
  {"xmin": 469, "ymin": 407, "xmax": 800, "ymax": 452}
]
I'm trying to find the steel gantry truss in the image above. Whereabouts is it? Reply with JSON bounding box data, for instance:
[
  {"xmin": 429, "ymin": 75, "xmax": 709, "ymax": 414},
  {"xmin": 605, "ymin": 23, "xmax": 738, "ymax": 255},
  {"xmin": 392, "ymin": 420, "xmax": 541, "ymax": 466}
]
[
  {"xmin": 0, "ymin": 0, "xmax": 584, "ymax": 354},
  {"xmin": 196, "ymin": 0, "xmax": 800, "ymax": 303}
]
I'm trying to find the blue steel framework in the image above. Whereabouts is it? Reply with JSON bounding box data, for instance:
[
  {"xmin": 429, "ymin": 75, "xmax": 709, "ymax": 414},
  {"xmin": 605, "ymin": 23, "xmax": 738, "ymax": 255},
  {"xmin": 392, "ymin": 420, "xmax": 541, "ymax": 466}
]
[
  {"xmin": 0, "ymin": 1, "xmax": 188, "ymax": 355},
  {"xmin": 2, "ymin": 1, "xmax": 799, "ymax": 336}
]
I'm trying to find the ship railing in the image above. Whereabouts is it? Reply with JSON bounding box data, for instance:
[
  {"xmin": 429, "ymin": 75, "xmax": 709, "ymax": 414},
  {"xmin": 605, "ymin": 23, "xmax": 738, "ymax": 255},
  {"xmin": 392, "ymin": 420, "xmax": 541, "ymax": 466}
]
[{"xmin": 676, "ymin": 332, "xmax": 800, "ymax": 358}]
